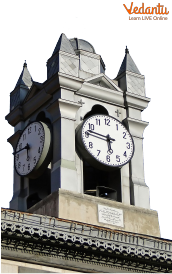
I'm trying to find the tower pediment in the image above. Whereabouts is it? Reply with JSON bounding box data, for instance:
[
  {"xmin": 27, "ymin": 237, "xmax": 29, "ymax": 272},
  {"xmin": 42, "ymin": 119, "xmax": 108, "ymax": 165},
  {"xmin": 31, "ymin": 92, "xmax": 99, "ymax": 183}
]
[{"xmin": 85, "ymin": 73, "xmax": 123, "ymax": 92}]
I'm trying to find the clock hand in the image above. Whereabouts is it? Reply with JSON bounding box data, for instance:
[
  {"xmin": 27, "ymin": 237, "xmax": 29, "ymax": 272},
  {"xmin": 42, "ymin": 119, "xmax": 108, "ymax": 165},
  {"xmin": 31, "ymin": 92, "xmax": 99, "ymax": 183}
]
[
  {"xmin": 106, "ymin": 134, "xmax": 113, "ymax": 155},
  {"xmin": 13, "ymin": 143, "xmax": 30, "ymax": 155},
  {"xmin": 87, "ymin": 130, "xmax": 115, "ymax": 141}
]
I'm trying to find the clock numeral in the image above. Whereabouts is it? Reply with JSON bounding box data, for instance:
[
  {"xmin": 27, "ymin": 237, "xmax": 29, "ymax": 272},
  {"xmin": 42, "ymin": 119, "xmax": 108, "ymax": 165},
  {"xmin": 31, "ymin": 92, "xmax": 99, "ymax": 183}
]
[
  {"xmin": 104, "ymin": 118, "xmax": 110, "ymax": 126},
  {"xmin": 85, "ymin": 131, "xmax": 89, "ymax": 138},
  {"xmin": 38, "ymin": 128, "xmax": 42, "ymax": 135},
  {"xmin": 88, "ymin": 123, "xmax": 94, "ymax": 130},
  {"xmin": 97, "ymin": 150, "xmax": 101, "ymax": 156},
  {"xmin": 123, "ymin": 132, "xmax": 126, "ymax": 139},
  {"xmin": 18, "ymin": 162, "xmax": 21, "ymax": 169},
  {"xmin": 40, "ymin": 136, "xmax": 44, "ymax": 143},
  {"xmin": 116, "ymin": 124, "xmax": 118, "ymax": 131},
  {"xmin": 96, "ymin": 119, "xmax": 100, "ymax": 126},
  {"xmin": 89, "ymin": 142, "xmax": 93, "ymax": 148},
  {"xmin": 19, "ymin": 143, "xmax": 22, "ymax": 150},
  {"xmin": 28, "ymin": 126, "xmax": 32, "ymax": 134},
  {"xmin": 106, "ymin": 155, "xmax": 110, "ymax": 162},
  {"xmin": 23, "ymin": 164, "xmax": 25, "ymax": 171},
  {"xmin": 26, "ymin": 156, "xmax": 30, "ymax": 161},
  {"xmin": 126, "ymin": 142, "xmax": 130, "ymax": 149},
  {"xmin": 116, "ymin": 155, "xmax": 120, "ymax": 162},
  {"xmin": 123, "ymin": 151, "xmax": 127, "ymax": 157},
  {"xmin": 23, "ymin": 133, "xmax": 26, "ymax": 141},
  {"xmin": 28, "ymin": 163, "xmax": 30, "ymax": 171},
  {"xmin": 16, "ymin": 154, "xmax": 19, "ymax": 161},
  {"xmin": 33, "ymin": 156, "xmax": 36, "ymax": 164}
]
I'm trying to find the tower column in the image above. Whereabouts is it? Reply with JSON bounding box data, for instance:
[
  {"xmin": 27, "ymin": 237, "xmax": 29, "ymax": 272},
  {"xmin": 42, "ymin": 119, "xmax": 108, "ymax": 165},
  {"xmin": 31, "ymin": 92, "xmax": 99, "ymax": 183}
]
[
  {"xmin": 47, "ymin": 98, "xmax": 81, "ymax": 193},
  {"xmin": 123, "ymin": 117, "xmax": 150, "ymax": 209}
]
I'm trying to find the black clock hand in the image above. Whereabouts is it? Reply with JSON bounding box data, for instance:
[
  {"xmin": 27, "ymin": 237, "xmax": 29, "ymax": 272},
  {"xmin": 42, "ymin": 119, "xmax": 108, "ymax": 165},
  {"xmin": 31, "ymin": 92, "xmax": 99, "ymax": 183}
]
[
  {"xmin": 13, "ymin": 143, "xmax": 30, "ymax": 155},
  {"xmin": 106, "ymin": 134, "xmax": 113, "ymax": 155},
  {"xmin": 87, "ymin": 130, "xmax": 116, "ymax": 141}
]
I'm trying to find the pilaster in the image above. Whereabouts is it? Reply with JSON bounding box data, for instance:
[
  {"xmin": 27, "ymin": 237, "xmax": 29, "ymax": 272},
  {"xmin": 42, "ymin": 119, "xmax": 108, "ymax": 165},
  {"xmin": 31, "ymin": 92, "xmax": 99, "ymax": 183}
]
[
  {"xmin": 123, "ymin": 117, "xmax": 150, "ymax": 209},
  {"xmin": 46, "ymin": 98, "xmax": 81, "ymax": 193}
]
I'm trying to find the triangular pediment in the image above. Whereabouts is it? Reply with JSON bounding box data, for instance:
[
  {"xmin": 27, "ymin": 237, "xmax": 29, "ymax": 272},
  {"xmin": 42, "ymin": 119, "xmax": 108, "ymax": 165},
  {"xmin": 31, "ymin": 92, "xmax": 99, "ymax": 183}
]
[
  {"xmin": 85, "ymin": 73, "xmax": 122, "ymax": 92},
  {"xmin": 23, "ymin": 82, "xmax": 43, "ymax": 103}
]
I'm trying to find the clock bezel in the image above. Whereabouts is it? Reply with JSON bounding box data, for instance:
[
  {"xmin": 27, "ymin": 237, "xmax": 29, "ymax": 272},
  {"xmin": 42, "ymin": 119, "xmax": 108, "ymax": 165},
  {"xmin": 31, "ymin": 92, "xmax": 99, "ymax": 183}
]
[
  {"xmin": 14, "ymin": 121, "xmax": 52, "ymax": 179},
  {"xmin": 76, "ymin": 114, "xmax": 134, "ymax": 171}
]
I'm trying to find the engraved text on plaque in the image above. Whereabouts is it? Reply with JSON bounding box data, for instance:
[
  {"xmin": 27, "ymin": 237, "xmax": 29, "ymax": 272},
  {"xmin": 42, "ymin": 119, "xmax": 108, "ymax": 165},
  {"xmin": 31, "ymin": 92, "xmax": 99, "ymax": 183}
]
[{"xmin": 98, "ymin": 205, "xmax": 124, "ymax": 227}]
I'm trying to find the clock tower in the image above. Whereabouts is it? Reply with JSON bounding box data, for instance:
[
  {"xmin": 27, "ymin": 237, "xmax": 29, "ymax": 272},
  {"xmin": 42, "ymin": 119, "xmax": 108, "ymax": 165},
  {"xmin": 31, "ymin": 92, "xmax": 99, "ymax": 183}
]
[{"xmin": 6, "ymin": 33, "xmax": 160, "ymax": 237}]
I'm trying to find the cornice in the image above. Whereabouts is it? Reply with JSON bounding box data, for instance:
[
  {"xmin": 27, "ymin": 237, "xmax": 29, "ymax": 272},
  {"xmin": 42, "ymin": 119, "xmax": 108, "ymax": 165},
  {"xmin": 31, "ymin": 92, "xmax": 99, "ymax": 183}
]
[
  {"xmin": 124, "ymin": 92, "xmax": 151, "ymax": 111},
  {"xmin": 1, "ymin": 209, "xmax": 172, "ymax": 273}
]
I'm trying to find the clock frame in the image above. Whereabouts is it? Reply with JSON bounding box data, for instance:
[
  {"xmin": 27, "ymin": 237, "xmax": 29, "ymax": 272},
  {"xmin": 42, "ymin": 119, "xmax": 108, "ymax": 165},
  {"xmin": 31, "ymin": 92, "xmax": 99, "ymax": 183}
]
[
  {"xmin": 14, "ymin": 121, "xmax": 52, "ymax": 179},
  {"xmin": 76, "ymin": 114, "xmax": 134, "ymax": 171}
]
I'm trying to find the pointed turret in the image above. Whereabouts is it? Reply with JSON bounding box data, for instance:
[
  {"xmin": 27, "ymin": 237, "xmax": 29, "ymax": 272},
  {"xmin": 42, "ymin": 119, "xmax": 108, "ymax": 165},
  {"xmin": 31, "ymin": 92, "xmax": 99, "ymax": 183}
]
[
  {"xmin": 52, "ymin": 33, "xmax": 76, "ymax": 56},
  {"xmin": 10, "ymin": 61, "xmax": 33, "ymax": 111},
  {"xmin": 115, "ymin": 47, "xmax": 145, "ymax": 96},
  {"xmin": 47, "ymin": 33, "xmax": 79, "ymax": 79}
]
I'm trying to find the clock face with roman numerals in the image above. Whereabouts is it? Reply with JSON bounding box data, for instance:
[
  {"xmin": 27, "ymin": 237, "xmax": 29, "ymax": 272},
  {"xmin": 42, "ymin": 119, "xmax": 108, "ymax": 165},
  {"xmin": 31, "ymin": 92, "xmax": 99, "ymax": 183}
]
[
  {"xmin": 77, "ymin": 115, "xmax": 134, "ymax": 169},
  {"xmin": 14, "ymin": 121, "xmax": 52, "ymax": 178}
]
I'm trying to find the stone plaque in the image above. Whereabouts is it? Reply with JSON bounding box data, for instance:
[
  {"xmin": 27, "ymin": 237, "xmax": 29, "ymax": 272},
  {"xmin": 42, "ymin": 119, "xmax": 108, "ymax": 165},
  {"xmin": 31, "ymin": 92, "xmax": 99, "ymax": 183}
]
[{"xmin": 98, "ymin": 204, "xmax": 124, "ymax": 227}]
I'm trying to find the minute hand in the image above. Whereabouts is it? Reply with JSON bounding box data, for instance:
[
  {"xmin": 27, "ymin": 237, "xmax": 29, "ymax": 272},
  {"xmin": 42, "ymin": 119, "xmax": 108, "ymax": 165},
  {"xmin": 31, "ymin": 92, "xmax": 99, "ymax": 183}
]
[
  {"xmin": 87, "ymin": 130, "xmax": 115, "ymax": 141},
  {"xmin": 13, "ymin": 143, "xmax": 30, "ymax": 155}
]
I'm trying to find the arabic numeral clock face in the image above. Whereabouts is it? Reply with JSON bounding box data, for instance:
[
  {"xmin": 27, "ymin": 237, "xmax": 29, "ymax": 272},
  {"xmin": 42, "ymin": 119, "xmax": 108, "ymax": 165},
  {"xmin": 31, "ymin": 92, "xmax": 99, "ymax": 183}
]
[
  {"xmin": 14, "ymin": 121, "xmax": 52, "ymax": 179},
  {"xmin": 76, "ymin": 115, "xmax": 134, "ymax": 170}
]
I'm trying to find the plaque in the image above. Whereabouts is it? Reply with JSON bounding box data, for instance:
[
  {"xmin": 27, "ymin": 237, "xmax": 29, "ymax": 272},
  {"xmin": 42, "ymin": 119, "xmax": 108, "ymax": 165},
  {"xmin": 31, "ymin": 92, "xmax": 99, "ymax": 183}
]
[{"xmin": 98, "ymin": 204, "xmax": 124, "ymax": 227}]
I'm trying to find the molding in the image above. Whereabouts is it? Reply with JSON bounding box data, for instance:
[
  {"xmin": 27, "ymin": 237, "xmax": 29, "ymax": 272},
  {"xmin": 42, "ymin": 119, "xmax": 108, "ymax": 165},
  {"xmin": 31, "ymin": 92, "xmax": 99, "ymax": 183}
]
[
  {"xmin": 123, "ymin": 118, "xmax": 149, "ymax": 139},
  {"xmin": 45, "ymin": 72, "xmax": 84, "ymax": 94},
  {"xmin": 116, "ymin": 71, "xmax": 145, "ymax": 80},
  {"xmin": 85, "ymin": 73, "xmax": 122, "ymax": 92},
  {"xmin": 5, "ymin": 106, "xmax": 23, "ymax": 127},
  {"xmin": 46, "ymin": 99, "xmax": 81, "ymax": 122},
  {"xmin": 7, "ymin": 130, "xmax": 22, "ymax": 149},
  {"xmin": 77, "ymin": 82, "xmax": 124, "ymax": 107},
  {"xmin": 125, "ymin": 92, "xmax": 150, "ymax": 111},
  {"xmin": 1, "ymin": 209, "xmax": 172, "ymax": 273}
]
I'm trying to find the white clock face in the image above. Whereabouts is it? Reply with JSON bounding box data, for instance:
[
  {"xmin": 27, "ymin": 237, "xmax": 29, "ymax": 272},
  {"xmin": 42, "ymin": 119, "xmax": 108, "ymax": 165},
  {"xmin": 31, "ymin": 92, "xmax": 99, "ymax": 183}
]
[
  {"xmin": 81, "ymin": 115, "xmax": 134, "ymax": 168},
  {"xmin": 14, "ymin": 122, "xmax": 45, "ymax": 176}
]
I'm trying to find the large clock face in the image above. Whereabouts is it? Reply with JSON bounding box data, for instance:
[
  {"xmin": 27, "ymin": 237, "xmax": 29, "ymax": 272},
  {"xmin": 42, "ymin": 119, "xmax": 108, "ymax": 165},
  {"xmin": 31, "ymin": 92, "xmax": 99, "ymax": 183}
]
[
  {"xmin": 14, "ymin": 121, "xmax": 51, "ymax": 177},
  {"xmin": 79, "ymin": 115, "xmax": 134, "ymax": 168}
]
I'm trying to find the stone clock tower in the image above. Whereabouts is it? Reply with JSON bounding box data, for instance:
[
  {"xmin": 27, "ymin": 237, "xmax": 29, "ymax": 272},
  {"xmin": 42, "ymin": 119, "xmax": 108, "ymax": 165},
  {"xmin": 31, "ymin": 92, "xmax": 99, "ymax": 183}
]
[{"xmin": 6, "ymin": 33, "xmax": 160, "ymax": 237}]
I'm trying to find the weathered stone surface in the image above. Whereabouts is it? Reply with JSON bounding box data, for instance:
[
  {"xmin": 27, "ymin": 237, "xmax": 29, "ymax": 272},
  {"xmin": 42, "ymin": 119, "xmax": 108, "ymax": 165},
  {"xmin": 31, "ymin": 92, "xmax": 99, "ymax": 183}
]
[{"xmin": 28, "ymin": 188, "xmax": 160, "ymax": 237}]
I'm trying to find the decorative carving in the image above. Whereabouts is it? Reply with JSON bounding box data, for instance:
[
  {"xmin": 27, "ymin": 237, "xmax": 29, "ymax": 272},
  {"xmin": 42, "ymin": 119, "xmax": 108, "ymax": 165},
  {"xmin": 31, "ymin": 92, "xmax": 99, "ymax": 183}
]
[{"xmin": 1, "ymin": 209, "xmax": 172, "ymax": 273}]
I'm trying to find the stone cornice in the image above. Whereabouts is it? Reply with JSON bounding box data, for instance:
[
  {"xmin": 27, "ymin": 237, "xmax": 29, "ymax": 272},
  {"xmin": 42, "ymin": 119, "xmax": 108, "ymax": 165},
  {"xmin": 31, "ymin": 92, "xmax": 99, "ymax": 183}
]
[
  {"xmin": 1, "ymin": 208, "xmax": 172, "ymax": 273},
  {"xmin": 125, "ymin": 92, "xmax": 150, "ymax": 111}
]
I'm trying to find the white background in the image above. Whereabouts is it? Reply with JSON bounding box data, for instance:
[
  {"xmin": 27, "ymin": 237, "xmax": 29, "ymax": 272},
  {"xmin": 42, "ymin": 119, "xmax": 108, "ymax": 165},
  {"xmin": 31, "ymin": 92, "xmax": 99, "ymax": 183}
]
[{"xmin": 0, "ymin": 0, "xmax": 171, "ymax": 240}]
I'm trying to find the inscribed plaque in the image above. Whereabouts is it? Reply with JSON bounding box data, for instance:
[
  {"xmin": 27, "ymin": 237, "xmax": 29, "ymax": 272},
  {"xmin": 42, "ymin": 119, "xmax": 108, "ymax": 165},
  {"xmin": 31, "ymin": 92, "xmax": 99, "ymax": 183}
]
[{"xmin": 98, "ymin": 204, "xmax": 124, "ymax": 227}]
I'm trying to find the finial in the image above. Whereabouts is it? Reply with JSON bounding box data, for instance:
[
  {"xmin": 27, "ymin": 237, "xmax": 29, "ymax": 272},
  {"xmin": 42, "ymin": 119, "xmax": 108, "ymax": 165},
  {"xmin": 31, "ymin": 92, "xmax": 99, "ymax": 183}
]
[
  {"xmin": 23, "ymin": 60, "xmax": 27, "ymax": 68},
  {"xmin": 125, "ymin": 46, "xmax": 129, "ymax": 54}
]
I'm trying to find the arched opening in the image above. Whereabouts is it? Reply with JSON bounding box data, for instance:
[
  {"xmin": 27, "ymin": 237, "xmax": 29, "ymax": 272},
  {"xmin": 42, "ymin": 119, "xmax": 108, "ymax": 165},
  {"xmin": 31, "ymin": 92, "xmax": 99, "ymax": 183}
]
[
  {"xmin": 84, "ymin": 105, "xmax": 108, "ymax": 119},
  {"xmin": 83, "ymin": 105, "xmax": 122, "ymax": 202},
  {"xmin": 36, "ymin": 111, "xmax": 51, "ymax": 124}
]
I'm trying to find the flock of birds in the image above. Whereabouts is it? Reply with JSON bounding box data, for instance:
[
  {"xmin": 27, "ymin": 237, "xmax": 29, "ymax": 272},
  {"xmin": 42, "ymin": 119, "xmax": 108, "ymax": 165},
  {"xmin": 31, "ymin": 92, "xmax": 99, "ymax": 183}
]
[{"xmin": 59, "ymin": 16, "xmax": 86, "ymax": 34}]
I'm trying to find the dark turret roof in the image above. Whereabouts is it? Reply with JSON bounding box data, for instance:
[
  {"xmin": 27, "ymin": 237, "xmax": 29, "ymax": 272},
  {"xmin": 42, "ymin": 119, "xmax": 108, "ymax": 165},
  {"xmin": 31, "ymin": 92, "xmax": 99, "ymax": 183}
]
[
  {"xmin": 52, "ymin": 33, "xmax": 76, "ymax": 56},
  {"xmin": 117, "ymin": 47, "xmax": 141, "ymax": 76},
  {"xmin": 15, "ymin": 61, "xmax": 33, "ymax": 89}
]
